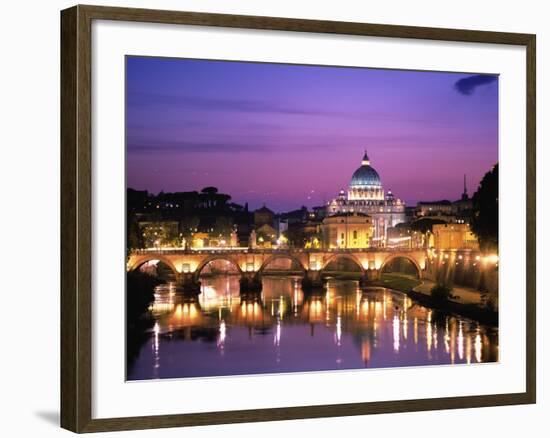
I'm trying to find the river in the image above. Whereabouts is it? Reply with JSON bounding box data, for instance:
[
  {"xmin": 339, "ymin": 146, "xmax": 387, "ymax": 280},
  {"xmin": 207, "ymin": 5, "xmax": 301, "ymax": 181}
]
[{"xmin": 127, "ymin": 275, "xmax": 498, "ymax": 380}]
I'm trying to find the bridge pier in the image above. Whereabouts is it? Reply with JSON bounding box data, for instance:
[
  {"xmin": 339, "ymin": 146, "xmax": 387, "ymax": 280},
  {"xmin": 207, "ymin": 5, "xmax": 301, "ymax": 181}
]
[
  {"xmin": 240, "ymin": 272, "xmax": 263, "ymax": 293},
  {"xmin": 301, "ymin": 270, "xmax": 325, "ymax": 292},
  {"xmin": 359, "ymin": 269, "xmax": 380, "ymax": 289},
  {"xmin": 176, "ymin": 272, "xmax": 202, "ymax": 295}
]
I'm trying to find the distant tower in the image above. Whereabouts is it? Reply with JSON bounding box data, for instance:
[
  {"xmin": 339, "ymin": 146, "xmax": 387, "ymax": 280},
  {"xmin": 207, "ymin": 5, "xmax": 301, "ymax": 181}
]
[{"xmin": 461, "ymin": 174, "xmax": 468, "ymax": 200}]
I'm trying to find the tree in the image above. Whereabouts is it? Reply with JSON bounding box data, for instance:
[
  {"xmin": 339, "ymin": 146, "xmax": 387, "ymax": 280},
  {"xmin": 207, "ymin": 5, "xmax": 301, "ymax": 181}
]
[
  {"xmin": 127, "ymin": 215, "xmax": 144, "ymax": 255},
  {"xmin": 201, "ymin": 186, "xmax": 219, "ymax": 194},
  {"xmin": 430, "ymin": 283, "xmax": 453, "ymax": 304},
  {"xmin": 471, "ymin": 164, "xmax": 498, "ymax": 251},
  {"xmin": 180, "ymin": 216, "xmax": 200, "ymax": 237},
  {"xmin": 212, "ymin": 216, "xmax": 234, "ymax": 238},
  {"xmin": 141, "ymin": 225, "xmax": 168, "ymax": 247}
]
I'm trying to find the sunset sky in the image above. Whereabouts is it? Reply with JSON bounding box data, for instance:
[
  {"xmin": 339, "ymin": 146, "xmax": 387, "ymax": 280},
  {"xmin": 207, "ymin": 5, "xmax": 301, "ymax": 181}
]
[{"xmin": 126, "ymin": 56, "xmax": 498, "ymax": 212}]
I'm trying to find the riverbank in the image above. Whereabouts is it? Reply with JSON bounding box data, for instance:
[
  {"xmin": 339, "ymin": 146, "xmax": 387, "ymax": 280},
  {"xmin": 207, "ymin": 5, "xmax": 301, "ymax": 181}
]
[
  {"xmin": 413, "ymin": 279, "xmax": 485, "ymax": 306},
  {"xmin": 371, "ymin": 274, "xmax": 498, "ymax": 327},
  {"xmin": 370, "ymin": 273, "xmax": 421, "ymax": 293}
]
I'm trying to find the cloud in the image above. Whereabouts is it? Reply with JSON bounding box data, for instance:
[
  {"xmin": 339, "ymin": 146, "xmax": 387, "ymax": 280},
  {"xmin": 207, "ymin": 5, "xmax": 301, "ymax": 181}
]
[
  {"xmin": 454, "ymin": 74, "xmax": 498, "ymax": 95},
  {"xmin": 127, "ymin": 138, "xmax": 364, "ymax": 154},
  {"xmin": 127, "ymin": 92, "xmax": 458, "ymax": 128},
  {"xmin": 127, "ymin": 140, "xmax": 273, "ymax": 154},
  {"xmin": 127, "ymin": 92, "xmax": 349, "ymax": 117}
]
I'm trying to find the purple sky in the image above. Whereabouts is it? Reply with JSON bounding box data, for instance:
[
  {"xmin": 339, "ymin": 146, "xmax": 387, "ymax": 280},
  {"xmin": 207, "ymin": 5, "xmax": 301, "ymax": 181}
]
[{"xmin": 126, "ymin": 56, "xmax": 498, "ymax": 212}]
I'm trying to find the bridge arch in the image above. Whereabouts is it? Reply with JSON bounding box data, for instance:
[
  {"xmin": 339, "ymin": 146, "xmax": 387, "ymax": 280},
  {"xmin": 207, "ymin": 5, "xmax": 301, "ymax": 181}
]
[
  {"xmin": 128, "ymin": 255, "xmax": 179, "ymax": 276},
  {"xmin": 258, "ymin": 253, "xmax": 307, "ymax": 274},
  {"xmin": 379, "ymin": 253, "xmax": 423, "ymax": 279},
  {"xmin": 194, "ymin": 255, "xmax": 243, "ymax": 279},
  {"xmin": 321, "ymin": 253, "xmax": 365, "ymax": 274}
]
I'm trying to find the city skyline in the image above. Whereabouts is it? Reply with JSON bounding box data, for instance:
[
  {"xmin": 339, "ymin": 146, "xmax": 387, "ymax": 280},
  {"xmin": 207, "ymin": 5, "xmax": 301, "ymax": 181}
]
[{"xmin": 126, "ymin": 56, "xmax": 498, "ymax": 211}]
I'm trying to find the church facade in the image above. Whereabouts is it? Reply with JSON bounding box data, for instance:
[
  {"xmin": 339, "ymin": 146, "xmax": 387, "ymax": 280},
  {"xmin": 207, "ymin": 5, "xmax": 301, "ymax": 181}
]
[{"xmin": 327, "ymin": 151, "xmax": 406, "ymax": 244}]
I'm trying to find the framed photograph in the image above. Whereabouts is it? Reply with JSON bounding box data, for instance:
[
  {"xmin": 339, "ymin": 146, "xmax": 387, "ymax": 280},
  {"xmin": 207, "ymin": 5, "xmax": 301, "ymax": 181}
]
[{"xmin": 60, "ymin": 4, "xmax": 536, "ymax": 433}]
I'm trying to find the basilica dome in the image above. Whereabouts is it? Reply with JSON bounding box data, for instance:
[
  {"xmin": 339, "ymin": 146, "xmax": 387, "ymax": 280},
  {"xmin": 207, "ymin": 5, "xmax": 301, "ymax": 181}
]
[
  {"xmin": 349, "ymin": 152, "xmax": 382, "ymax": 188},
  {"xmin": 326, "ymin": 150, "xmax": 405, "ymax": 241}
]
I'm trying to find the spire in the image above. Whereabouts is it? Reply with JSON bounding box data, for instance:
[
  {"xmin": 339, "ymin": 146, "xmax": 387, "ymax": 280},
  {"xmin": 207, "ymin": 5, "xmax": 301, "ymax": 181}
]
[
  {"xmin": 361, "ymin": 150, "xmax": 370, "ymax": 166},
  {"xmin": 461, "ymin": 174, "xmax": 468, "ymax": 200}
]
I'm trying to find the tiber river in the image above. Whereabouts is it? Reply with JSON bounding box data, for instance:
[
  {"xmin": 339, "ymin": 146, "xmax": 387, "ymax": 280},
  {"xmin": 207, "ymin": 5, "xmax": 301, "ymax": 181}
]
[{"xmin": 127, "ymin": 273, "xmax": 498, "ymax": 380}]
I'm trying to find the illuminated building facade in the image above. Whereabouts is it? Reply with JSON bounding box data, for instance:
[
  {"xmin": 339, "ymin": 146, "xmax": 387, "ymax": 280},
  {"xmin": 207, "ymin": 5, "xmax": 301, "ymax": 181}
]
[
  {"xmin": 321, "ymin": 212, "xmax": 374, "ymax": 249},
  {"xmin": 386, "ymin": 225, "xmax": 426, "ymax": 249},
  {"xmin": 138, "ymin": 220, "xmax": 180, "ymax": 247},
  {"xmin": 431, "ymin": 223, "xmax": 479, "ymax": 250},
  {"xmin": 327, "ymin": 151, "xmax": 406, "ymax": 244}
]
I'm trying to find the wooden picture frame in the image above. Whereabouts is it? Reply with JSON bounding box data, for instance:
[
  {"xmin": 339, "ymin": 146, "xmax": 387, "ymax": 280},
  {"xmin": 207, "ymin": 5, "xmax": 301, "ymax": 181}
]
[{"xmin": 60, "ymin": 4, "xmax": 536, "ymax": 433}]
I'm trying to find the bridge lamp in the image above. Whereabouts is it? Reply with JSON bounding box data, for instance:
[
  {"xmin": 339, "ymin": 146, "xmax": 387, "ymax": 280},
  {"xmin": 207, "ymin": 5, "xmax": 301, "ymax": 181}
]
[
  {"xmin": 181, "ymin": 263, "xmax": 190, "ymax": 274},
  {"xmin": 246, "ymin": 262, "xmax": 255, "ymax": 272},
  {"xmin": 486, "ymin": 254, "xmax": 499, "ymax": 264}
]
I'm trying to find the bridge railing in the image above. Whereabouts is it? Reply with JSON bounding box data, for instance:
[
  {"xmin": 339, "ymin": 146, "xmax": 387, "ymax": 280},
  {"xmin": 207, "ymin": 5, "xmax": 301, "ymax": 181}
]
[{"xmin": 130, "ymin": 247, "xmax": 427, "ymax": 256}]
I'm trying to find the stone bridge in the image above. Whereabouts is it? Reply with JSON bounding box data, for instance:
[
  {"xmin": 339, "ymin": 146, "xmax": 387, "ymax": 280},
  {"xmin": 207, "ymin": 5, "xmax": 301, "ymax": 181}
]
[{"xmin": 128, "ymin": 248, "xmax": 428, "ymax": 293}]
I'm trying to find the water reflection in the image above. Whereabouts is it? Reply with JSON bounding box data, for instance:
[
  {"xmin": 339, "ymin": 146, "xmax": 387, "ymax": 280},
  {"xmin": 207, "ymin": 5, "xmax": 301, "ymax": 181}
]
[{"xmin": 128, "ymin": 275, "xmax": 499, "ymax": 380}]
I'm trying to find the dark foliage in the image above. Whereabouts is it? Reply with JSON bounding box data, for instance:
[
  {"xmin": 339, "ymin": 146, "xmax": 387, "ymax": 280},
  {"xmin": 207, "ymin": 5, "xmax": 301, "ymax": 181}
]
[
  {"xmin": 471, "ymin": 164, "xmax": 498, "ymax": 251},
  {"xmin": 126, "ymin": 214, "xmax": 144, "ymax": 256},
  {"xmin": 431, "ymin": 283, "xmax": 452, "ymax": 303}
]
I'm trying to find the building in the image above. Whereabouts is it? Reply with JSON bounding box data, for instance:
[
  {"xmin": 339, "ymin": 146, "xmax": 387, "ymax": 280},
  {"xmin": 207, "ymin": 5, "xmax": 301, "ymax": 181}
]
[
  {"xmin": 321, "ymin": 212, "xmax": 374, "ymax": 249},
  {"xmin": 255, "ymin": 223, "xmax": 277, "ymax": 247},
  {"xmin": 414, "ymin": 175, "xmax": 473, "ymax": 224},
  {"xmin": 254, "ymin": 206, "xmax": 275, "ymax": 227},
  {"xmin": 327, "ymin": 151, "xmax": 406, "ymax": 243},
  {"xmin": 191, "ymin": 232, "xmax": 209, "ymax": 248},
  {"xmin": 386, "ymin": 225, "xmax": 425, "ymax": 249},
  {"xmin": 277, "ymin": 206, "xmax": 310, "ymax": 247},
  {"xmin": 276, "ymin": 218, "xmax": 288, "ymax": 240},
  {"xmin": 312, "ymin": 205, "xmax": 327, "ymax": 220},
  {"xmin": 431, "ymin": 223, "xmax": 479, "ymax": 250},
  {"xmin": 279, "ymin": 206, "xmax": 309, "ymax": 225},
  {"xmin": 301, "ymin": 220, "xmax": 322, "ymax": 249},
  {"xmin": 127, "ymin": 186, "xmax": 254, "ymax": 249},
  {"xmin": 415, "ymin": 200, "xmax": 453, "ymax": 218},
  {"xmin": 138, "ymin": 220, "xmax": 180, "ymax": 248}
]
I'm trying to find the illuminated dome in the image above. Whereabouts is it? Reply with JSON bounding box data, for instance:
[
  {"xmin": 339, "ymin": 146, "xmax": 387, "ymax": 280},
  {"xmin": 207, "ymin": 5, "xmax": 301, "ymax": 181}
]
[
  {"xmin": 349, "ymin": 151, "xmax": 382, "ymax": 188},
  {"xmin": 327, "ymin": 149, "xmax": 406, "ymax": 241}
]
